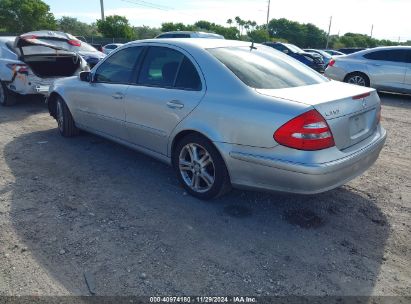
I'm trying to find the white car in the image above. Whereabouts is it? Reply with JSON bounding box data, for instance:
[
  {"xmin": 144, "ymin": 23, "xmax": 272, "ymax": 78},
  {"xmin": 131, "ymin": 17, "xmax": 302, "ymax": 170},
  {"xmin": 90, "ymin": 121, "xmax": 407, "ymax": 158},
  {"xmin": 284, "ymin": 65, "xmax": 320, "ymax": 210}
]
[
  {"xmin": 325, "ymin": 46, "xmax": 411, "ymax": 94},
  {"xmin": 0, "ymin": 32, "xmax": 89, "ymax": 106},
  {"xmin": 103, "ymin": 43, "xmax": 123, "ymax": 55}
]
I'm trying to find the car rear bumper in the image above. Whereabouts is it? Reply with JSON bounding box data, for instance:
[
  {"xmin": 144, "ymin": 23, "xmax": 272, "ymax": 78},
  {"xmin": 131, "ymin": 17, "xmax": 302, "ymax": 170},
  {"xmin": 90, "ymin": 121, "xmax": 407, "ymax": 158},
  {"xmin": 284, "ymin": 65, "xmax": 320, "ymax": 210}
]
[{"xmin": 219, "ymin": 127, "xmax": 386, "ymax": 194}]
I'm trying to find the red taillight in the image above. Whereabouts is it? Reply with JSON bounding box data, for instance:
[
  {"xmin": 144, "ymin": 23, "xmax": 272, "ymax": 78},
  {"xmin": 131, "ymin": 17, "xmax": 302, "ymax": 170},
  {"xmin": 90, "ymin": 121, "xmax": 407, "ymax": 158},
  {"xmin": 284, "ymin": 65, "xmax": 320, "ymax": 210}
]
[
  {"xmin": 352, "ymin": 92, "xmax": 371, "ymax": 100},
  {"xmin": 68, "ymin": 39, "xmax": 81, "ymax": 47},
  {"xmin": 6, "ymin": 63, "xmax": 29, "ymax": 74},
  {"xmin": 328, "ymin": 59, "xmax": 335, "ymax": 67},
  {"xmin": 21, "ymin": 34, "xmax": 37, "ymax": 40},
  {"xmin": 274, "ymin": 109, "xmax": 335, "ymax": 151}
]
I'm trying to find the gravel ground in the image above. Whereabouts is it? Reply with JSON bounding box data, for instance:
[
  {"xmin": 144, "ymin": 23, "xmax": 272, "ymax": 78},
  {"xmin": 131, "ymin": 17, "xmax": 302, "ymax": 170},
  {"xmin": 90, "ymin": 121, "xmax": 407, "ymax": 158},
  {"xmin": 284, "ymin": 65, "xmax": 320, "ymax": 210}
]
[{"xmin": 0, "ymin": 93, "xmax": 410, "ymax": 297}]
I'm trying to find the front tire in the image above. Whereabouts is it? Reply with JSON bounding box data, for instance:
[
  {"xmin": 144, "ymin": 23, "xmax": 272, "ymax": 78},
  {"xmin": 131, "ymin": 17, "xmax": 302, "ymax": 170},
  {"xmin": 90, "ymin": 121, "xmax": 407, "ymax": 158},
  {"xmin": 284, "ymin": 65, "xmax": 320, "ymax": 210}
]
[
  {"xmin": 0, "ymin": 81, "xmax": 17, "ymax": 106},
  {"xmin": 55, "ymin": 97, "xmax": 79, "ymax": 137},
  {"xmin": 173, "ymin": 134, "xmax": 231, "ymax": 200}
]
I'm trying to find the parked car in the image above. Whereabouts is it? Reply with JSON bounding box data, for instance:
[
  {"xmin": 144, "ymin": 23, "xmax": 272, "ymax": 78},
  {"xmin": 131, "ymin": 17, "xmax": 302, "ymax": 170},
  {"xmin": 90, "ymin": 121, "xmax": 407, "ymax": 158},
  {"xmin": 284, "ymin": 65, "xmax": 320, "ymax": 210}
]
[
  {"xmin": 0, "ymin": 34, "xmax": 89, "ymax": 106},
  {"xmin": 324, "ymin": 50, "xmax": 345, "ymax": 56},
  {"xmin": 338, "ymin": 48, "xmax": 366, "ymax": 54},
  {"xmin": 325, "ymin": 46, "xmax": 411, "ymax": 94},
  {"xmin": 304, "ymin": 49, "xmax": 333, "ymax": 66},
  {"xmin": 103, "ymin": 43, "xmax": 124, "ymax": 55},
  {"xmin": 156, "ymin": 31, "xmax": 224, "ymax": 39},
  {"xmin": 91, "ymin": 43, "xmax": 103, "ymax": 52},
  {"xmin": 263, "ymin": 42, "xmax": 326, "ymax": 73},
  {"xmin": 47, "ymin": 39, "xmax": 386, "ymax": 200}
]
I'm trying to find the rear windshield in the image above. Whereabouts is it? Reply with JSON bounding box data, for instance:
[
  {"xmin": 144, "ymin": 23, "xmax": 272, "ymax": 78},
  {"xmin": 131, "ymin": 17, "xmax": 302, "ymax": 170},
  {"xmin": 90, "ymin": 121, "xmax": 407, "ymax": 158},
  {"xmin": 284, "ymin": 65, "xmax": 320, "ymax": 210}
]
[{"xmin": 208, "ymin": 46, "xmax": 327, "ymax": 89}]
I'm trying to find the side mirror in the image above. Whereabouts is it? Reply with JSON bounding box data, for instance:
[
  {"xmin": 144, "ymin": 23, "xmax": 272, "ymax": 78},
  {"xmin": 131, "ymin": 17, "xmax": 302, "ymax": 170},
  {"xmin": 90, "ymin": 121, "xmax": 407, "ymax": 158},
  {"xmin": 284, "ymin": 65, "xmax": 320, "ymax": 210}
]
[{"xmin": 79, "ymin": 71, "xmax": 92, "ymax": 82}]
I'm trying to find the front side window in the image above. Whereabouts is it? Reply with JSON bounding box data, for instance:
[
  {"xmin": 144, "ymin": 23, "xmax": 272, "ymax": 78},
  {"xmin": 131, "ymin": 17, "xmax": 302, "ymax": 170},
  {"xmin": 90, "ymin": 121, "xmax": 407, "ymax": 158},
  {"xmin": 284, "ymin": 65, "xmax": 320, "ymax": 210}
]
[
  {"xmin": 95, "ymin": 46, "xmax": 143, "ymax": 83},
  {"xmin": 209, "ymin": 46, "xmax": 327, "ymax": 89},
  {"xmin": 364, "ymin": 50, "xmax": 407, "ymax": 63}
]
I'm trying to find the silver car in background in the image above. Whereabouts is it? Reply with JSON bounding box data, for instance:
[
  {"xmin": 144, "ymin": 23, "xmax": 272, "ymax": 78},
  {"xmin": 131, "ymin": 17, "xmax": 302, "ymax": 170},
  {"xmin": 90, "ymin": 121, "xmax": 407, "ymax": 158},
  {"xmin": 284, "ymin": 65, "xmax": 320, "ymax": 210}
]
[
  {"xmin": 47, "ymin": 39, "xmax": 386, "ymax": 200},
  {"xmin": 325, "ymin": 46, "xmax": 411, "ymax": 93},
  {"xmin": 103, "ymin": 43, "xmax": 124, "ymax": 55}
]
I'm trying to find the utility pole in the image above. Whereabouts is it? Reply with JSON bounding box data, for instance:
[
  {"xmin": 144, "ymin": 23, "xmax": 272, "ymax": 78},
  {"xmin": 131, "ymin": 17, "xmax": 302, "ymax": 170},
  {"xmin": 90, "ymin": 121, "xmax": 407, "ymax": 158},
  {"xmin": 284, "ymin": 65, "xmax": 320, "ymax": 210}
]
[
  {"xmin": 100, "ymin": 0, "xmax": 105, "ymax": 21},
  {"xmin": 370, "ymin": 24, "xmax": 374, "ymax": 38},
  {"xmin": 266, "ymin": 0, "xmax": 271, "ymax": 35},
  {"xmin": 325, "ymin": 16, "xmax": 332, "ymax": 49}
]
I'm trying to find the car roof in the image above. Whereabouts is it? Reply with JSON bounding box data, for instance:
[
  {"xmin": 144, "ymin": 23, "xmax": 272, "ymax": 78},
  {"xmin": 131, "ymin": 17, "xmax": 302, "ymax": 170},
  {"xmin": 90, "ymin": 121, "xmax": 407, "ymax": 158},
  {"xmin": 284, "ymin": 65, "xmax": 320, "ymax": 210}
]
[
  {"xmin": 126, "ymin": 38, "xmax": 252, "ymax": 50},
  {"xmin": 348, "ymin": 45, "xmax": 411, "ymax": 56}
]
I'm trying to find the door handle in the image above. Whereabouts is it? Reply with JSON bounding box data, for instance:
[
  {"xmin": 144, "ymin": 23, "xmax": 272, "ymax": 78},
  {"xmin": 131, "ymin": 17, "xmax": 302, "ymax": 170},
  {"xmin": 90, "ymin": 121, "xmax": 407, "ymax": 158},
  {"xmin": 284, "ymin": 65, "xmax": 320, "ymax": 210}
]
[
  {"xmin": 166, "ymin": 100, "xmax": 184, "ymax": 109},
  {"xmin": 112, "ymin": 92, "xmax": 124, "ymax": 100}
]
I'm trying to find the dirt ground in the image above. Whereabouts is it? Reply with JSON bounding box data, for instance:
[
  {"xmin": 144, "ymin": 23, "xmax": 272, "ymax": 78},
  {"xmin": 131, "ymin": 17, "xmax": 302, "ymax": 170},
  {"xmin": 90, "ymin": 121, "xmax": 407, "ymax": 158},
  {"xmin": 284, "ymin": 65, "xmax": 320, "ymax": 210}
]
[{"xmin": 0, "ymin": 93, "xmax": 410, "ymax": 298}]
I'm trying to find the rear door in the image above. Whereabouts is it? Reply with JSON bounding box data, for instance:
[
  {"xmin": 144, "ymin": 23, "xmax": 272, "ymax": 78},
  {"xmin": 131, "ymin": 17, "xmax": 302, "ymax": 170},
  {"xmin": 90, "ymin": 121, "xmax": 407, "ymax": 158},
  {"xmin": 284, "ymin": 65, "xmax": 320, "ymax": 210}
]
[
  {"xmin": 363, "ymin": 49, "xmax": 407, "ymax": 90},
  {"xmin": 71, "ymin": 46, "xmax": 144, "ymax": 139},
  {"xmin": 124, "ymin": 45, "xmax": 205, "ymax": 155}
]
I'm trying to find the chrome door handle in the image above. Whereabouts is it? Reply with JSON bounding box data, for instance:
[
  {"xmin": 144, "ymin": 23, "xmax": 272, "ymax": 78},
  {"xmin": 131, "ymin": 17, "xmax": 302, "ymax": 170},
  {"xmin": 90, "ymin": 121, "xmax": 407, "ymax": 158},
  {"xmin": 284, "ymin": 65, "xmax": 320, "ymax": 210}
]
[
  {"xmin": 112, "ymin": 93, "xmax": 124, "ymax": 100},
  {"xmin": 166, "ymin": 100, "xmax": 184, "ymax": 109}
]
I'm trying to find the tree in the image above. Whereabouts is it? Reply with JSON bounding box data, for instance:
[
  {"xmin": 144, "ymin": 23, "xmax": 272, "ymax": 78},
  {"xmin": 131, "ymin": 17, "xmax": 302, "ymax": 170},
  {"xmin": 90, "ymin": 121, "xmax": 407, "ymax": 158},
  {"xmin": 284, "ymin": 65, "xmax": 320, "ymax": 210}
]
[
  {"xmin": 96, "ymin": 15, "xmax": 136, "ymax": 39},
  {"xmin": 0, "ymin": 0, "xmax": 56, "ymax": 33},
  {"xmin": 57, "ymin": 16, "xmax": 99, "ymax": 37},
  {"xmin": 248, "ymin": 29, "xmax": 269, "ymax": 43},
  {"xmin": 134, "ymin": 25, "xmax": 161, "ymax": 40},
  {"xmin": 227, "ymin": 19, "xmax": 233, "ymax": 26}
]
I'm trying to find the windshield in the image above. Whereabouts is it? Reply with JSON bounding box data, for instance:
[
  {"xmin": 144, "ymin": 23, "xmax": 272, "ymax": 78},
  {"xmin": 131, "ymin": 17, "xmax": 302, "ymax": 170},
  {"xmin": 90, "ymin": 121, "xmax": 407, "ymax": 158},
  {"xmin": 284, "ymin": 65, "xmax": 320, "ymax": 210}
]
[
  {"xmin": 284, "ymin": 43, "xmax": 304, "ymax": 53},
  {"xmin": 208, "ymin": 46, "xmax": 327, "ymax": 90}
]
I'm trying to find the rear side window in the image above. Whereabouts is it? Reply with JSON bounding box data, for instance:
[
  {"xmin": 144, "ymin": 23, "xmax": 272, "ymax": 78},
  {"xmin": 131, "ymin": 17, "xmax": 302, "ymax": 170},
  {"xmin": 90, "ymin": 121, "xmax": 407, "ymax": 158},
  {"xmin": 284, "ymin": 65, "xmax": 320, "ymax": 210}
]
[
  {"xmin": 175, "ymin": 57, "xmax": 202, "ymax": 90},
  {"xmin": 364, "ymin": 50, "xmax": 407, "ymax": 63},
  {"xmin": 95, "ymin": 46, "xmax": 143, "ymax": 83},
  {"xmin": 209, "ymin": 46, "xmax": 327, "ymax": 89},
  {"xmin": 138, "ymin": 47, "xmax": 184, "ymax": 87}
]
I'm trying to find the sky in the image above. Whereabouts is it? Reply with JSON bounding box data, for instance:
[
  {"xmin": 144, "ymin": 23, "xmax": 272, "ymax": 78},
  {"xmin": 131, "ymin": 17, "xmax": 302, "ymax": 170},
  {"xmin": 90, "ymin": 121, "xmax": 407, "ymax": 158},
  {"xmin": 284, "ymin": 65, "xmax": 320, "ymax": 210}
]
[{"xmin": 44, "ymin": 0, "xmax": 411, "ymax": 42}]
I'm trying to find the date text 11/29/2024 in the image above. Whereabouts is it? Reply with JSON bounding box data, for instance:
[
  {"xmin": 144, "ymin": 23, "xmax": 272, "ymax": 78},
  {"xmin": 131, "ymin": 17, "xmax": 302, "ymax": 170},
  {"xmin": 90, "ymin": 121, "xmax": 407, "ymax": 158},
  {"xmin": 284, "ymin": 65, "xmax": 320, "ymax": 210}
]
[{"xmin": 149, "ymin": 296, "xmax": 257, "ymax": 303}]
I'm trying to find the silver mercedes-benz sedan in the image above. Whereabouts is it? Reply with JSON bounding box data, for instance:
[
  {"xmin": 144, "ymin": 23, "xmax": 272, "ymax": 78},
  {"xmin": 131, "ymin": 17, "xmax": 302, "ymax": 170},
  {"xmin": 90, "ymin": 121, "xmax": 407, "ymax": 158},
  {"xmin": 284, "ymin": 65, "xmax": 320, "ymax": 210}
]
[
  {"xmin": 325, "ymin": 46, "xmax": 411, "ymax": 94},
  {"xmin": 47, "ymin": 39, "xmax": 386, "ymax": 200}
]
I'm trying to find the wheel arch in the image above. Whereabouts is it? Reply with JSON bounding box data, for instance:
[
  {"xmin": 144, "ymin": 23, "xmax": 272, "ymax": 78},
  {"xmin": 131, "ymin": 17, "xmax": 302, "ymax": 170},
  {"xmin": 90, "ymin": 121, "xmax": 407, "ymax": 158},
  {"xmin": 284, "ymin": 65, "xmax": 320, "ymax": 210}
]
[
  {"xmin": 47, "ymin": 91, "xmax": 63, "ymax": 119},
  {"xmin": 344, "ymin": 71, "xmax": 371, "ymax": 86},
  {"xmin": 169, "ymin": 129, "xmax": 231, "ymax": 180}
]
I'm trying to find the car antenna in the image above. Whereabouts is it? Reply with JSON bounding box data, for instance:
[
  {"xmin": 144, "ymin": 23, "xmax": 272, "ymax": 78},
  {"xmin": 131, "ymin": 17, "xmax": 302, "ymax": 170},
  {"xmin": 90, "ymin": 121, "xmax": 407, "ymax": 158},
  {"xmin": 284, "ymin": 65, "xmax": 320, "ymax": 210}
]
[{"xmin": 250, "ymin": 41, "xmax": 257, "ymax": 51}]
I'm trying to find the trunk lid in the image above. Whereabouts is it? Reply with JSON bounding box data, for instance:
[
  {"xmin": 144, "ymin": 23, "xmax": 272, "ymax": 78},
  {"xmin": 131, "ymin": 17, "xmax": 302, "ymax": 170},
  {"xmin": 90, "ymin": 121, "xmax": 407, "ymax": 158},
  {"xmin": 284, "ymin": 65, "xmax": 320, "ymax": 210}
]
[
  {"xmin": 256, "ymin": 81, "xmax": 380, "ymax": 150},
  {"xmin": 14, "ymin": 33, "xmax": 77, "ymax": 58}
]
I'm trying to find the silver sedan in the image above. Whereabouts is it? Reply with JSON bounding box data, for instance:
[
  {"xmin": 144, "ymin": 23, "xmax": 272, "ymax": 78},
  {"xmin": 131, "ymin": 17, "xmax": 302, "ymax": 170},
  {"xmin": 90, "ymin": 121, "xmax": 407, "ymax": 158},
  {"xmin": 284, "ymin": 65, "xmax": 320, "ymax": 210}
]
[
  {"xmin": 325, "ymin": 46, "xmax": 411, "ymax": 94},
  {"xmin": 47, "ymin": 39, "xmax": 386, "ymax": 200}
]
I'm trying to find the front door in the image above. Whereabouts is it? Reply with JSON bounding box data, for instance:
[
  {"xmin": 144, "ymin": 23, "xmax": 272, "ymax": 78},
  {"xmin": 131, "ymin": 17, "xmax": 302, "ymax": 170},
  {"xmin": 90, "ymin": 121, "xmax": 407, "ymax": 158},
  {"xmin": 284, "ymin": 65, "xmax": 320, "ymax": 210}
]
[{"xmin": 72, "ymin": 46, "xmax": 144, "ymax": 140}]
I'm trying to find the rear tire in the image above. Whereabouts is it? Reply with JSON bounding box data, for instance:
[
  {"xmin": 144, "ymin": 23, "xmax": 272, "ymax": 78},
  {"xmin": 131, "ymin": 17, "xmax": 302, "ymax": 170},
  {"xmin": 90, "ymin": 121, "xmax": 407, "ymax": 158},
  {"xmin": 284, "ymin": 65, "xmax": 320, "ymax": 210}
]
[
  {"xmin": 55, "ymin": 97, "xmax": 79, "ymax": 137},
  {"xmin": 172, "ymin": 134, "xmax": 231, "ymax": 200},
  {"xmin": 0, "ymin": 81, "xmax": 17, "ymax": 106},
  {"xmin": 344, "ymin": 72, "xmax": 370, "ymax": 87}
]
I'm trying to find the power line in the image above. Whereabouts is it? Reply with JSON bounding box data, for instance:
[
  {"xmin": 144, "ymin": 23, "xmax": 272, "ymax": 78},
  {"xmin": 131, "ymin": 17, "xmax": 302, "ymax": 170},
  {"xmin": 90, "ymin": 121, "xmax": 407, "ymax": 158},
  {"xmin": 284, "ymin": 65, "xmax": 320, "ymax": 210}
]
[{"xmin": 119, "ymin": 0, "xmax": 172, "ymax": 11}]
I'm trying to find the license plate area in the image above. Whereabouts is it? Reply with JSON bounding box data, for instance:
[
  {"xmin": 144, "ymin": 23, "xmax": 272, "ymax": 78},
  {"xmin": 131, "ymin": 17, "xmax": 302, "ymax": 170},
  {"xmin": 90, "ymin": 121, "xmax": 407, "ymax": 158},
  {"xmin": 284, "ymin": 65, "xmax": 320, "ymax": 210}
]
[{"xmin": 349, "ymin": 111, "xmax": 370, "ymax": 140}]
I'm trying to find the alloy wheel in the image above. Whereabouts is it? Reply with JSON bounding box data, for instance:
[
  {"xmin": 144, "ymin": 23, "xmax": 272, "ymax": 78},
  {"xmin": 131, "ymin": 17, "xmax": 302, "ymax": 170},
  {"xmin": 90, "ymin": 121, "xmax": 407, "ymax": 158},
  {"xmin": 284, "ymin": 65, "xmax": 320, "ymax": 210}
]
[
  {"xmin": 347, "ymin": 75, "xmax": 366, "ymax": 86},
  {"xmin": 179, "ymin": 143, "xmax": 215, "ymax": 193}
]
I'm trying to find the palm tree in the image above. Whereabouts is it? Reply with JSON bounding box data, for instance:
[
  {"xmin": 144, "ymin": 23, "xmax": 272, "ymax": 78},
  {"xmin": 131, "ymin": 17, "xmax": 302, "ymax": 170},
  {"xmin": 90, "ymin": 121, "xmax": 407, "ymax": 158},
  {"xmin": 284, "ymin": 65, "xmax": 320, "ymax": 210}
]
[{"xmin": 227, "ymin": 19, "xmax": 233, "ymax": 26}]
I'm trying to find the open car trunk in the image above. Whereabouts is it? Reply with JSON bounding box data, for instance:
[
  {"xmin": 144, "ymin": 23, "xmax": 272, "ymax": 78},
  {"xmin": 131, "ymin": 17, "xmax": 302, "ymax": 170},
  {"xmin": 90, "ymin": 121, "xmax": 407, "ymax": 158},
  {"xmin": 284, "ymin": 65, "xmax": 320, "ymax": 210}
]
[
  {"xmin": 24, "ymin": 54, "xmax": 80, "ymax": 78},
  {"xmin": 14, "ymin": 34, "xmax": 81, "ymax": 78}
]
